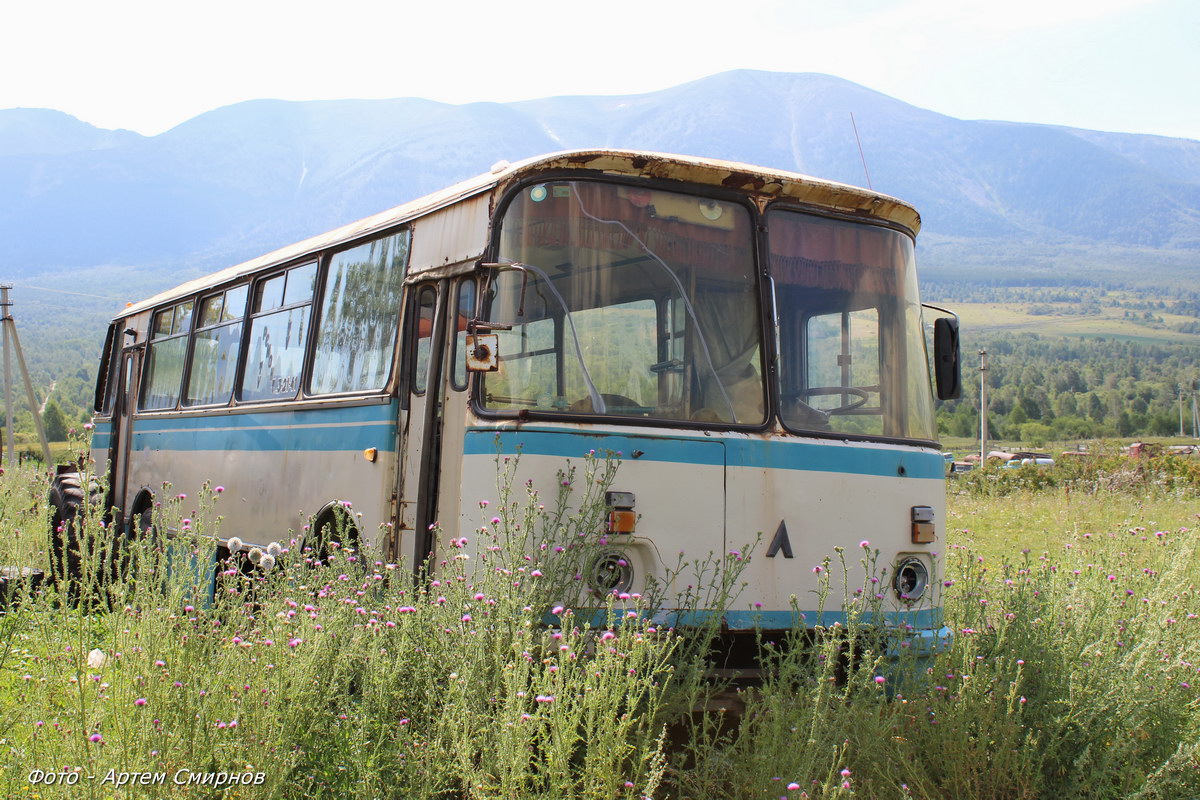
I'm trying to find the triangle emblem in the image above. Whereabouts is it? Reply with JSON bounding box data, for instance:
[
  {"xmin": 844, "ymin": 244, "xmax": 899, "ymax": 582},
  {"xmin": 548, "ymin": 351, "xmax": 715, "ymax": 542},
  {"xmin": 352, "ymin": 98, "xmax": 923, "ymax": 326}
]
[{"xmin": 766, "ymin": 520, "xmax": 793, "ymax": 559}]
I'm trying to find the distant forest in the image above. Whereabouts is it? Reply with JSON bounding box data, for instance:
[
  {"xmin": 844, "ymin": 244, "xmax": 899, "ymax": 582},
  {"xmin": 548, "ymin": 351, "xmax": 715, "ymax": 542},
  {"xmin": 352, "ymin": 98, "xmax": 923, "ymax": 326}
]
[
  {"xmin": 925, "ymin": 282, "xmax": 1200, "ymax": 445},
  {"xmin": 3, "ymin": 279, "xmax": 1199, "ymax": 451},
  {"xmin": 933, "ymin": 334, "xmax": 1200, "ymax": 444}
]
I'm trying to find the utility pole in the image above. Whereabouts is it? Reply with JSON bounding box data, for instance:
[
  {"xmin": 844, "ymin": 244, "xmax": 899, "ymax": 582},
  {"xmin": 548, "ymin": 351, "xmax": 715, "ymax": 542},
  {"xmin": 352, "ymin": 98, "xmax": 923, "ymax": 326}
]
[
  {"xmin": 1193, "ymin": 386, "xmax": 1199, "ymax": 439},
  {"xmin": 0, "ymin": 286, "xmax": 52, "ymax": 466},
  {"xmin": 979, "ymin": 349, "xmax": 989, "ymax": 464},
  {"xmin": 1180, "ymin": 384, "xmax": 1186, "ymax": 437}
]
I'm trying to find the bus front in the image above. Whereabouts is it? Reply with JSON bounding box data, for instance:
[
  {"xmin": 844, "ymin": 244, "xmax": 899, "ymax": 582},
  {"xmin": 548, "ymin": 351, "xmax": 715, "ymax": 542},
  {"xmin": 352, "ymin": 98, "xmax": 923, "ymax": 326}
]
[{"xmin": 464, "ymin": 165, "xmax": 952, "ymax": 665}]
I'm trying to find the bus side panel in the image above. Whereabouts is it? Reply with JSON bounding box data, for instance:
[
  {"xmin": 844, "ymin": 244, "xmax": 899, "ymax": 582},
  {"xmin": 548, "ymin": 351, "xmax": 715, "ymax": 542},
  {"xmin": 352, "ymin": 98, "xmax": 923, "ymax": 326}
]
[
  {"xmin": 89, "ymin": 420, "xmax": 114, "ymax": 485},
  {"xmin": 726, "ymin": 438, "xmax": 946, "ymax": 628},
  {"xmin": 457, "ymin": 426, "xmax": 725, "ymax": 606},
  {"xmin": 124, "ymin": 402, "xmax": 399, "ymax": 547}
]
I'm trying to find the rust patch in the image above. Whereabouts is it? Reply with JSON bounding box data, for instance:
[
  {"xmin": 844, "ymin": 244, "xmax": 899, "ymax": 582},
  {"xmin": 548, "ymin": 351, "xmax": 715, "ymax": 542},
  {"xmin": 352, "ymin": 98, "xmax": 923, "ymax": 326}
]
[{"xmin": 721, "ymin": 171, "xmax": 767, "ymax": 191}]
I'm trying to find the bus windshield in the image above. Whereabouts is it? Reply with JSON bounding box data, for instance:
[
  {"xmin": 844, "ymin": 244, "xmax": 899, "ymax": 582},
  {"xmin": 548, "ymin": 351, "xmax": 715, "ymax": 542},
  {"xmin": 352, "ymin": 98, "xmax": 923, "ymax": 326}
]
[
  {"xmin": 481, "ymin": 180, "xmax": 765, "ymax": 424},
  {"xmin": 768, "ymin": 208, "xmax": 936, "ymax": 441}
]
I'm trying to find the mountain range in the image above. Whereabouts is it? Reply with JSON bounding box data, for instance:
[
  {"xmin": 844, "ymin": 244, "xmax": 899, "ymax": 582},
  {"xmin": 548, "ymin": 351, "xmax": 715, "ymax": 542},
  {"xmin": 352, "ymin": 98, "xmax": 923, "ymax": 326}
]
[{"xmin": 2, "ymin": 69, "xmax": 1199, "ymax": 298}]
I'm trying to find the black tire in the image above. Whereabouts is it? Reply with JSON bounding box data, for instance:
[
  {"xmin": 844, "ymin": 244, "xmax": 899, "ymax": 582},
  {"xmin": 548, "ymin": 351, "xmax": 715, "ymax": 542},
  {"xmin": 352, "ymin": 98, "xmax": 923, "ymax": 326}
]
[
  {"xmin": 307, "ymin": 504, "xmax": 360, "ymax": 566},
  {"xmin": 47, "ymin": 473, "xmax": 85, "ymax": 591}
]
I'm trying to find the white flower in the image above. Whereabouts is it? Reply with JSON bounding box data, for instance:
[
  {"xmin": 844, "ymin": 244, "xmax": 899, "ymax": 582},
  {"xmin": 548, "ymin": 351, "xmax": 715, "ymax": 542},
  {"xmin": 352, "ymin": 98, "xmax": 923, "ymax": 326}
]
[
  {"xmin": 247, "ymin": 548, "xmax": 263, "ymax": 565},
  {"xmin": 266, "ymin": 542, "xmax": 282, "ymax": 557},
  {"xmin": 87, "ymin": 648, "xmax": 107, "ymax": 669},
  {"xmin": 226, "ymin": 537, "xmax": 243, "ymax": 553},
  {"xmin": 260, "ymin": 554, "xmax": 276, "ymax": 571}
]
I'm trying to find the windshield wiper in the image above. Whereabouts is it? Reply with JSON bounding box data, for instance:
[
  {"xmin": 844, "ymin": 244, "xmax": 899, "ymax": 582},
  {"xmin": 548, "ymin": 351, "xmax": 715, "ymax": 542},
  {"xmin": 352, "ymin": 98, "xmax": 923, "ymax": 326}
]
[{"xmin": 568, "ymin": 184, "xmax": 737, "ymax": 421}]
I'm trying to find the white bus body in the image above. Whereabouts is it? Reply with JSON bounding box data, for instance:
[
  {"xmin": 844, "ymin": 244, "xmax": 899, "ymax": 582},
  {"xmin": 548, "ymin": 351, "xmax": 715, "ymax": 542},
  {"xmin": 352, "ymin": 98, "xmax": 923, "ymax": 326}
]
[{"xmin": 67, "ymin": 150, "xmax": 955, "ymax": 653}]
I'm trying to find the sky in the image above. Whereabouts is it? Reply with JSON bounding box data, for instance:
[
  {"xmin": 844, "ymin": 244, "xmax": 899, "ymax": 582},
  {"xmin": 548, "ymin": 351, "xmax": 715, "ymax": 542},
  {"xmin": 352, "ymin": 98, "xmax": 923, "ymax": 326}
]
[{"xmin": 2, "ymin": 0, "xmax": 1197, "ymax": 140}]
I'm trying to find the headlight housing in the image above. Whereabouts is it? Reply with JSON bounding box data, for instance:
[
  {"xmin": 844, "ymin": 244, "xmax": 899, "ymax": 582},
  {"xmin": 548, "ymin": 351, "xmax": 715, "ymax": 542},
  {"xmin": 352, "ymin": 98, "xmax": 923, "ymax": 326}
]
[
  {"xmin": 893, "ymin": 556, "xmax": 929, "ymax": 602},
  {"xmin": 588, "ymin": 550, "xmax": 633, "ymax": 595}
]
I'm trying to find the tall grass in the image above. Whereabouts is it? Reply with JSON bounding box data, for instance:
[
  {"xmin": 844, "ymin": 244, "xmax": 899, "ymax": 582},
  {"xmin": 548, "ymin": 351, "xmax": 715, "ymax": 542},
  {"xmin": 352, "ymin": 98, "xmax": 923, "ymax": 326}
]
[{"xmin": 1, "ymin": 450, "xmax": 1199, "ymax": 798}]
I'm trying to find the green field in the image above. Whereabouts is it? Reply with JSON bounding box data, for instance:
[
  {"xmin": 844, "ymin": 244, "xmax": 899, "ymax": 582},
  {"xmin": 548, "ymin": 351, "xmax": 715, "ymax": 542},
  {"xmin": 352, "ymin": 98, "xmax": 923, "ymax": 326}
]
[
  {"xmin": 952, "ymin": 300, "xmax": 1200, "ymax": 343},
  {"xmin": 2, "ymin": 455, "xmax": 1199, "ymax": 799}
]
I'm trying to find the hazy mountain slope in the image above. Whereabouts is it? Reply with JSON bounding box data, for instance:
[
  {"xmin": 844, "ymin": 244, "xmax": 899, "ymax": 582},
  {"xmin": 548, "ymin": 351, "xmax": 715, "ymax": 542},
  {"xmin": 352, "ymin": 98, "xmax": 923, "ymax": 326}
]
[
  {"xmin": 1, "ymin": 70, "xmax": 1198, "ymax": 285},
  {"xmin": 0, "ymin": 108, "xmax": 142, "ymax": 156}
]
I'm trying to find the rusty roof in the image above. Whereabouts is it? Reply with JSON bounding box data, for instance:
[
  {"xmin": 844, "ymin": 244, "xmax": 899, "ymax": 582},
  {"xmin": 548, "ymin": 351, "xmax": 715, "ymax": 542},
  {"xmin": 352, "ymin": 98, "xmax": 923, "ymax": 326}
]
[{"xmin": 120, "ymin": 149, "xmax": 920, "ymax": 318}]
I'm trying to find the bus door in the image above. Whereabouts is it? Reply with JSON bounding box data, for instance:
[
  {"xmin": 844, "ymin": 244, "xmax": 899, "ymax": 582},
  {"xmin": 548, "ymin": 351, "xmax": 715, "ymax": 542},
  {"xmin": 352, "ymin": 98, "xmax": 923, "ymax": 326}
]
[
  {"xmin": 397, "ymin": 281, "xmax": 448, "ymax": 571},
  {"xmin": 107, "ymin": 338, "xmax": 144, "ymax": 529}
]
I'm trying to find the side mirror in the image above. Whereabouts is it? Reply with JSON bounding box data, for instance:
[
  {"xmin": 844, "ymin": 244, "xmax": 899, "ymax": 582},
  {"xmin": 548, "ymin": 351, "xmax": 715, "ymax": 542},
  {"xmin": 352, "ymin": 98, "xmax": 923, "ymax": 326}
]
[{"xmin": 933, "ymin": 317, "xmax": 961, "ymax": 400}]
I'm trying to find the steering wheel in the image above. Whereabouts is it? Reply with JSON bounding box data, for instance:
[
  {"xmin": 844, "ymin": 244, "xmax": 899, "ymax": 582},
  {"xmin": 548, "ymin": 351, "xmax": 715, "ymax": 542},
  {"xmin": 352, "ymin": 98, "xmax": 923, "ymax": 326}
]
[{"xmin": 787, "ymin": 386, "xmax": 871, "ymax": 415}]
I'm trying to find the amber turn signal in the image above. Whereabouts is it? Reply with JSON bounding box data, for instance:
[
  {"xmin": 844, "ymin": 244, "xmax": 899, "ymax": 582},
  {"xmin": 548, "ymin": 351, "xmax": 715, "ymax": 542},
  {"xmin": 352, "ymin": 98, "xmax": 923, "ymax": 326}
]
[{"xmin": 607, "ymin": 509, "xmax": 636, "ymax": 534}]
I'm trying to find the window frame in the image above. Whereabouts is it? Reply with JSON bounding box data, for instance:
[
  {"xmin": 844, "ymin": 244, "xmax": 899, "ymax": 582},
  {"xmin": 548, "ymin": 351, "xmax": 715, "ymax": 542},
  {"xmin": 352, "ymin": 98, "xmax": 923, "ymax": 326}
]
[
  {"xmin": 181, "ymin": 283, "xmax": 250, "ymax": 408},
  {"xmin": 764, "ymin": 200, "xmax": 938, "ymax": 447},
  {"xmin": 306, "ymin": 228, "xmax": 411, "ymax": 399},
  {"xmin": 450, "ymin": 276, "xmax": 477, "ymax": 392},
  {"xmin": 93, "ymin": 323, "xmax": 120, "ymax": 416},
  {"xmin": 409, "ymin": 285, "xmax": 438, "ymax": 398},
  {"xmin": 139, "ymin": 299, "xmax": 195, "ymax": 412},
  {"xmin": 472, "ymin": 173, "xmax": 771, "ymax": 432},
  {"xmin": 236, "ymin": 261, "xmax": 319, "ymax": 404}
]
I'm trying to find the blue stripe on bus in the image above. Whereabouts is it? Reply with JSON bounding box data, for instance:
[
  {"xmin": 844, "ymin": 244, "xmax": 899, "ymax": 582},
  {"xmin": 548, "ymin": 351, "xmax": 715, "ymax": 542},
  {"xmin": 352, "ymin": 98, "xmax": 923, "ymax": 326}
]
[
  {"xmin": 464, "ymin": 428, "xmax": 943, "ymax": 479},
  {"xmin": 89, "ymin": 421, "xmax": 113, "ymax": 450},
  {"xmin": 123, "ymin": 403, "xmax": 398, "ymax": 452}
]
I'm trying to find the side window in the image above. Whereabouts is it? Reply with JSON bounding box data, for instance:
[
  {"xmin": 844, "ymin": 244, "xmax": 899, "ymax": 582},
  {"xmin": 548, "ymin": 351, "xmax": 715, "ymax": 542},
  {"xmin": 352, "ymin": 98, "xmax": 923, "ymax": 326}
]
[
  {"xmin": 185, "ymin": 285, "xmax": 247, "ymax": 406},
  {"xmin": 141, "ymin": 300, "xmax": 194, "ymax": 410},
  {"xmin": 412, "ymin": 287, "xmax": 437, "ymax": 395},
  {"xmin": 451, "ymin": 278, "xmax": 476, "ymax": 391},
  {"xmin": 94, "ymin": 324, "xmax": 119, "ymax": 414},
  {"xmin": 310, "ymin": 231, "xmax": 410, "ymax": 394},
  {"xmin": 239, "ymin": 264, "xmax": 316, "ymax": 402}
]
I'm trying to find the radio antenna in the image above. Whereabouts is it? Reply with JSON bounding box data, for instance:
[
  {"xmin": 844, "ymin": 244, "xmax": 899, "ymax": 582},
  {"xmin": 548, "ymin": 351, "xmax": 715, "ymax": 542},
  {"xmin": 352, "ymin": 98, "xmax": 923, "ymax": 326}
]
[{"xmin": 850, "ymin": 112, "xmax": 873, "ymax": 190}]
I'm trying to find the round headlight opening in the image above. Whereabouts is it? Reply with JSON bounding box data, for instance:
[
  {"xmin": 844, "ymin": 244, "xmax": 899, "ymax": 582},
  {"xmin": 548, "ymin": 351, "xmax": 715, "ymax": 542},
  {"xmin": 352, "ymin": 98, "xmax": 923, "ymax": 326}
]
[
  {"xmin": 588, "ymin": 551, "xmax": 633, "ymax": 596},
  {"xmin": 893, "ymin": 557, "xmax": 929, "ymax": 602}
]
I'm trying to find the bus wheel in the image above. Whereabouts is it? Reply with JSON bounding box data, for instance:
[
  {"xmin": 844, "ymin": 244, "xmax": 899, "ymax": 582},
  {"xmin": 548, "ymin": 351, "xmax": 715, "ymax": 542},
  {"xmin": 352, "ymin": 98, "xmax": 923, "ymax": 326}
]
[
  {"xmin": 47, "ymin": 472, "xmax": 85, "ymax": 592},
  {"xmin": 307, "ymin": 503, "xmax": 360, "ymax": 566}
]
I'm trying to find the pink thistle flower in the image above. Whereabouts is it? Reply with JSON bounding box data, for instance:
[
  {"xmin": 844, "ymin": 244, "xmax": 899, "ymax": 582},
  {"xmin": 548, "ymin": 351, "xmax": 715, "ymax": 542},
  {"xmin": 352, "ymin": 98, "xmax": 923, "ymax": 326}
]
[
  {"xmin": 135, "ymin": 698, "xmax": 147, "ymax": 706},
  {"xmin": 89, "ymin": 733, "xmax": 103, "ymax": 743},
  {"xmin": 461, "ymin": 614, "xmax": 472, "ymax": 623},
  {"xmin": 874, "ymin": 676, "xmax": 886, "ymax": 685},
  {"xmin": 787, "ymin": 783, "xmax": 800, "ymax": 791},
  {"xmin": 215, "ymin": 485, "xmax": 224, "ymax": 493},
  {"xmin": 859, "ymin": 540, "xmax": 870, "ymax": 549},
  {"xmin": 600, "ymin": 631, "xmax": 617, "ymax": 641}
]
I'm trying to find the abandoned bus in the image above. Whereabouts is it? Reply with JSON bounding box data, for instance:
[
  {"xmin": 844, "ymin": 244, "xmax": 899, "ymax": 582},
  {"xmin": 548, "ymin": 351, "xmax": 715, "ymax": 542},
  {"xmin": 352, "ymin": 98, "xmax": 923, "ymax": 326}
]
[{"xmin": 54, "ymin": 149, "xmax": 961, "ymax": 654}]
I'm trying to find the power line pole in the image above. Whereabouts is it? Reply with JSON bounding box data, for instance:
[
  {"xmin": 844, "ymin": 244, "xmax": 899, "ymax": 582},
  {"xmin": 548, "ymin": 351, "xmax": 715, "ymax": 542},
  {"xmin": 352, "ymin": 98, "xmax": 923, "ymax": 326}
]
[
  {"xmin": 0, "ymin": 286, "xmax": 52, "ymax": 466},
  {"xmin": 1193, "ymin": 388, "xmax": 1199, "ymax": 440},
  {"xmin": 979, "ymin": 349, "xmax": 989, "ymax": 464},
  {"xmin": 1180, "ymin": 384, "xmax": 1187, "ymax": 437}
]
